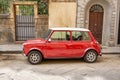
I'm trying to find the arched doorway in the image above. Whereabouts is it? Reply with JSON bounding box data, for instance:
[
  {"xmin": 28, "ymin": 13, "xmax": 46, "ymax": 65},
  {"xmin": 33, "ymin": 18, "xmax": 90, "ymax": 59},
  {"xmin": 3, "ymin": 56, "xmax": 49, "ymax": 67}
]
[{"xmin": 89, "ymin": 4, "xmax": 104, "ymax": 44}]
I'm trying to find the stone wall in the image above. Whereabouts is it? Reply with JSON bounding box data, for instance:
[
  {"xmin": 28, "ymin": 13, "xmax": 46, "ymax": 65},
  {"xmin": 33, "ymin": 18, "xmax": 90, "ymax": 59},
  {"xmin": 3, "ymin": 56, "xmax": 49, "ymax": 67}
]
[
  {"xmin": 0, "ymin": 14, "xmax": 14, "ymax": 44},
  {"xmin": 36, "ymin": 15, "xmax": 48, "ymax": 38},
  {"xmin": 0, "ymin": 14, "xmax": 48, "ymax": 44}
]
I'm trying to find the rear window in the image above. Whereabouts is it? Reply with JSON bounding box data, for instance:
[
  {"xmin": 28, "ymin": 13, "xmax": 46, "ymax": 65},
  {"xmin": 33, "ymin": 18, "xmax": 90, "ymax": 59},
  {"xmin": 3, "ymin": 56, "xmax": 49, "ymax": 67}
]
[{"xmin": 72, "ymin": 31, "xmax": 90, "ymax": 41}]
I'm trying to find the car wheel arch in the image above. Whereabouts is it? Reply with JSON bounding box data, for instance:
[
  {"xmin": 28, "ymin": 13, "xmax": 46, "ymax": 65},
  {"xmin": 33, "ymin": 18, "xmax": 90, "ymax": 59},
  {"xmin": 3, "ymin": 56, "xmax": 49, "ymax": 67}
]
[
  {"xmin": 27, "ymin": 49, "xmax": 44, "ymax": 59},
  {"xmin": 83, "ymin": 48, "xmax": 98, "ymax": 57}
]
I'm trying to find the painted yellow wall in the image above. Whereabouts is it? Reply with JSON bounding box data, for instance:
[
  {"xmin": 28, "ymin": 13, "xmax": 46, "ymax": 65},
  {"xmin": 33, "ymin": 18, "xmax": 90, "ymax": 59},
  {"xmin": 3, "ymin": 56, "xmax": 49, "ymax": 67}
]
[{"xmin": 49, "ymin": 0, "xmax": 76, "ymax": 28}]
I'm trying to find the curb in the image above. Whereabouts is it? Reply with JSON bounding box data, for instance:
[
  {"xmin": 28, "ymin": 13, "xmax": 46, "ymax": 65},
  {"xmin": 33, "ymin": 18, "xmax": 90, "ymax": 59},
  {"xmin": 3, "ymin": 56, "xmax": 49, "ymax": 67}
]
[{"xmin": 0, "ymin": 51, "xmax": 22, "ymax": 54}]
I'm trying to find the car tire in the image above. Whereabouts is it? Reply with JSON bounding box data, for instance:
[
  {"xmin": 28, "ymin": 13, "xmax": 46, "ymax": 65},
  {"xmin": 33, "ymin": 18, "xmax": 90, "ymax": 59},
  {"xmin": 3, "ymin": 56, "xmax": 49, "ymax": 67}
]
[
  {"xmin": 28, "ymin": 51, "xmax": 42, "ymax": 65},
  {"xmin": 84, "ymin": 50, "xmax": 98, "ymax": 63}
]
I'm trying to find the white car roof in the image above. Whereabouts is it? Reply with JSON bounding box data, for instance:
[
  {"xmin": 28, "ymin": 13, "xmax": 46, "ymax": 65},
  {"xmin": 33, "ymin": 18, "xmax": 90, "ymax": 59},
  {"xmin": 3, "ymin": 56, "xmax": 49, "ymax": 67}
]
[{"xmin": 50, "ymin": 28, "xmax": 89, "ymax": 31}]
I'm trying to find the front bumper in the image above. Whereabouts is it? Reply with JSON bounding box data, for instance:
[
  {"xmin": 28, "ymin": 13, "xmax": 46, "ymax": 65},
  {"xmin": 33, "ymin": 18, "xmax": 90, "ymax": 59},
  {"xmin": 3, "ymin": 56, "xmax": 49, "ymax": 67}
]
[{"xmin": 22, "ymin": 48, "xmax": 26, "ymax": 56}]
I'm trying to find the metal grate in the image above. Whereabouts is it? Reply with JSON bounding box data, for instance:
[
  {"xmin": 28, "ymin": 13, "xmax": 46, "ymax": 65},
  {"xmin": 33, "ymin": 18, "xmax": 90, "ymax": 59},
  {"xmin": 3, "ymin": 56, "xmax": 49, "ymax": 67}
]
[
  {"xmin": 15, "ymin": 5, "xmax": 35, "ymax": 41},
  {"xmin": 90, "ymin": 4, "xmax": 104, "ymax": 13}
]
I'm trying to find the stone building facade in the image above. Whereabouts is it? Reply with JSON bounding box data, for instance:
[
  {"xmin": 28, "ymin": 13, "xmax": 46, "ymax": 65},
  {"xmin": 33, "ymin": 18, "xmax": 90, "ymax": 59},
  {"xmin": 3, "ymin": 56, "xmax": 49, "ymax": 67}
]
[
  {"xmin": 0, "ymin": 0, "xmax": 120, "ymax": 48},
  {"xmin": 76, "ymin": 0, "xmax": 119, "ymax": 47}
]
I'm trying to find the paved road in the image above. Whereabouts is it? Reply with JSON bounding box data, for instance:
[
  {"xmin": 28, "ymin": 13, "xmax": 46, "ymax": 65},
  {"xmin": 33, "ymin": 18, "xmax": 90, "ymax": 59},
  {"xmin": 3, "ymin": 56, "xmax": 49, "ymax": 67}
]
[{"xmin": 0, "ymin": 53, "xmax": 120, "ymax": 80}]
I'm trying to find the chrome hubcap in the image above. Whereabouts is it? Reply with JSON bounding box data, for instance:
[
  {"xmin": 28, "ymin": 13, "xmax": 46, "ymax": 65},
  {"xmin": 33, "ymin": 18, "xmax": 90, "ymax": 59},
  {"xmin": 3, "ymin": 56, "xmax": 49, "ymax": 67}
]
[
  {"xmin": 30, "ymin": 52, "xmax": 40, "ymax": 63},
  {"xmin": 86, "ymin": 51, "xmax": 96, "ymax": 62}
]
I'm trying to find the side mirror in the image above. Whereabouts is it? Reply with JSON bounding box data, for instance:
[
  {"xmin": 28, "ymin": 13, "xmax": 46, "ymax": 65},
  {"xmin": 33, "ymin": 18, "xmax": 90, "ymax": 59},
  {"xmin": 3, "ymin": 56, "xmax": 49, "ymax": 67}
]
[{"xmin": 48, "ymin": 38, "xmax": 51, "ymax": 42}]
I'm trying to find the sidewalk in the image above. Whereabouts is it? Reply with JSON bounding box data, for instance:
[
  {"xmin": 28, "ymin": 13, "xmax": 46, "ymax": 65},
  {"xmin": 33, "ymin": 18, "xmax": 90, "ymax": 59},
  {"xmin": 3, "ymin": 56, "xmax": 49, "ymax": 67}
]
[
  {"xmin": 0, "ymin": 44, "xmax": 120, "ymax": 53},
  {"xmin": 0, "ymin": 44, "xmax": 23, "ymax": 53},
  {"xmin": 102, "ymin": 47, "xmax": 120, "ymax": 53}
]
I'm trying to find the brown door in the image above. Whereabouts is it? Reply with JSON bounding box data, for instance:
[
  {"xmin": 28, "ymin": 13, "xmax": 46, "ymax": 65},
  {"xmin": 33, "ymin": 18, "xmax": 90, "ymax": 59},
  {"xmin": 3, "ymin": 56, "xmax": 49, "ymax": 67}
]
[{"xmin": 89, "ymin": 4, "xmax": 104, "ymax": 44}]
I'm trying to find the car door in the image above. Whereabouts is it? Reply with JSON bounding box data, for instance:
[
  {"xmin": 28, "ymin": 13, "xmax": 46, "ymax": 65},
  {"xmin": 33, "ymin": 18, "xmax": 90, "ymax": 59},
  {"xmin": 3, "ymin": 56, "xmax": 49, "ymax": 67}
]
[
  {"xmin": 44, "ymin": 31, "xmax": 73, "ymax": 58},
  {"xmin": 71, "ymin": 31, "xmax": 91, "ymax": 57}
]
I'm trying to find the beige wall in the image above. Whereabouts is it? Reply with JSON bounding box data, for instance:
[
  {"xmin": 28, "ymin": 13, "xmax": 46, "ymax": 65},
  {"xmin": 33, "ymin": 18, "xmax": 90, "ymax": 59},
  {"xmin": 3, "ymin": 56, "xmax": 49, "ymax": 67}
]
[{"xmin": 49, "ymin": 0, "xmax": 76, "ymax": 28}]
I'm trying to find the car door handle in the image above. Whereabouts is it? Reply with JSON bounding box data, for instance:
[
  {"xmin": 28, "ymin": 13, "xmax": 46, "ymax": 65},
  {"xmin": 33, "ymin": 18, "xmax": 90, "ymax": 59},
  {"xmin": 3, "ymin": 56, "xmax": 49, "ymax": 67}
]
[{"xmin": 67, "ymin": 44, "xmax": 72, "ymax": 46}]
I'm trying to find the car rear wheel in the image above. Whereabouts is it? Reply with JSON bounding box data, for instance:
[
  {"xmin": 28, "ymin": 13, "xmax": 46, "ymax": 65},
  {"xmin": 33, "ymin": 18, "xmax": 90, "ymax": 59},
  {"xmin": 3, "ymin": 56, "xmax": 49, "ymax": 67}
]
[
  {"xmin": 84, "ymin": 50, "xmax": 98, "ymax": 63},
  {"xmin": 28, "ymin": 51, "xmax": 42, "ymax": 65}
]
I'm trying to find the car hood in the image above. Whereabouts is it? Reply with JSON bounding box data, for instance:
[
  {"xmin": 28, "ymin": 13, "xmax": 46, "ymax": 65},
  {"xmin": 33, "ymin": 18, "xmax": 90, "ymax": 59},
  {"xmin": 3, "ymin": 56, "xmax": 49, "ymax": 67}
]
[{"xmin": 23, "ymin": 38, "xmax": 46, "ymax": 45}]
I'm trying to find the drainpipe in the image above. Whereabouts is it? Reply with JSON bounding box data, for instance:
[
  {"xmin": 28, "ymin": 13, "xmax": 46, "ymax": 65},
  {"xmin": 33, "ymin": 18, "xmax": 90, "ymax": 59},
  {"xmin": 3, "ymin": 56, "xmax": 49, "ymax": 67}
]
[
  {"xmin": 76, "ymin": 0, "xmax": 78, "ymax": 28},
  {"xmin": 116, "ymin": 0, "xmax": 120, "ymax": 46}
]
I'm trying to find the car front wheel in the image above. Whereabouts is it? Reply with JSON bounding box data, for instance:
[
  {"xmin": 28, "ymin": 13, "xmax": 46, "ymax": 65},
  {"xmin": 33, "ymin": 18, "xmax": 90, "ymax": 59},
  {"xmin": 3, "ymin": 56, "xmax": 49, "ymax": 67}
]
[
  {"xmin": 84, "ymin": 50, "xmax": 98, "ymax": 63},
  {"xmin": 28, "ymin": 51, "xmax": 42, "ymax": 65}
]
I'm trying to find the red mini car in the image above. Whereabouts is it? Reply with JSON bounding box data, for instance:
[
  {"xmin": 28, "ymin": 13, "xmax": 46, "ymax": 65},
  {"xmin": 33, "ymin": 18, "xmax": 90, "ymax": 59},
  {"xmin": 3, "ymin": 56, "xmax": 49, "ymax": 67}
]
[{"xmin": 23, "ymin": 28, "xmax": 102, "ymax": 64}]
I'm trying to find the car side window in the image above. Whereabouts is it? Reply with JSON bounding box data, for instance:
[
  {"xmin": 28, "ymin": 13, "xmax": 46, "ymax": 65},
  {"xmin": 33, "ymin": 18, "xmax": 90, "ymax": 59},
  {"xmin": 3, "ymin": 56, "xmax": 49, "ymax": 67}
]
[
  {"xmin": 50, "ymin": 31, "xmax": 70, "ymax": 41},
  {"xmin": 72, "ymin": 31, "xmax": 90, "ymax": 41}
]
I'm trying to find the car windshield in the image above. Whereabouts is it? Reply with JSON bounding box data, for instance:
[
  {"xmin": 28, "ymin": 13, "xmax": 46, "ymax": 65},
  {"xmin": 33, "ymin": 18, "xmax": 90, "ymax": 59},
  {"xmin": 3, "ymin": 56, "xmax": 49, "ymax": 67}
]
[{"xmin": 42, "ymin": 29, "xmax": 51, "ymax": 40}]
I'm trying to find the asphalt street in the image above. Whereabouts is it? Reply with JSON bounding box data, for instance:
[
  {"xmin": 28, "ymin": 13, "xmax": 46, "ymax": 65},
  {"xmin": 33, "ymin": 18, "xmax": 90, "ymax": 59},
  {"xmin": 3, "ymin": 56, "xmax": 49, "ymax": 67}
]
[{"xmin": 0, "ymin": 53, "xmax": 120, "ymax": 80}]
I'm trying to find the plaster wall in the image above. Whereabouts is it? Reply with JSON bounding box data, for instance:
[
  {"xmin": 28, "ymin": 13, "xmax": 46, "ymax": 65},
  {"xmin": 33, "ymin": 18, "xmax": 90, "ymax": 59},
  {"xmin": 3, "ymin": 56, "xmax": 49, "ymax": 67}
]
[{"xmin": 49, "ymin": 0, "xmax": 76, "ymax": 28}]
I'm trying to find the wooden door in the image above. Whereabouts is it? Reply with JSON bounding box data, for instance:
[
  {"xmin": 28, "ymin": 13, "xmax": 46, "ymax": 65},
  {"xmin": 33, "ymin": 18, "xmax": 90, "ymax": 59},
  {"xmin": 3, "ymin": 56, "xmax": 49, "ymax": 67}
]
[{"xmin": 89, "ymin": 4, "xmax": 104, "ymax": 44}]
